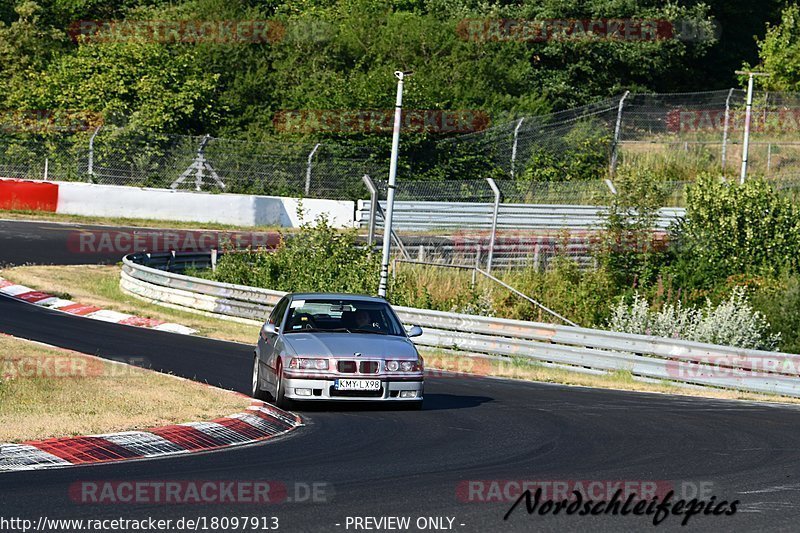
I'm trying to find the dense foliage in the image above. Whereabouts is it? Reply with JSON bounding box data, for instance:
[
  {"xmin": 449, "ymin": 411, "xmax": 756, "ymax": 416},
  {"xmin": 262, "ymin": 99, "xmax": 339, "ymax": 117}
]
[
  {"xmin": 214, "ymin": 214, "xmax": 380, "ymax": 294},
  {"xmin": 669, "ymin": 174, "xmax": 800, "ymax": 286},
  {"xmin": 751, "ymin": 4, "xmax": 800, "ymax": 91},
  {"xmin": 0, "ymin": 0, "xmax": 781, "ymax": 142}
]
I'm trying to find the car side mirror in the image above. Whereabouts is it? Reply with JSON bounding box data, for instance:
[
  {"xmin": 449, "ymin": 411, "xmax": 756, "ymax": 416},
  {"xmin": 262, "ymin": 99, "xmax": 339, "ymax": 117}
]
[
  {"xmin": 407, "ymin": 325, "xmax": 423, "ymax": 338},
  {"xmin": 262, "ymin": 323, "xmax": 278, "ymax": 336}
]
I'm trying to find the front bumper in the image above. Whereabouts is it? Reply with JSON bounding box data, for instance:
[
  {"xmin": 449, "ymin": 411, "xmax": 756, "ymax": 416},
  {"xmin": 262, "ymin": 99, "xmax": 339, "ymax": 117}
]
[{"xmin": 282, "ymin": 373, "xmax": 423, "ymax": 401}]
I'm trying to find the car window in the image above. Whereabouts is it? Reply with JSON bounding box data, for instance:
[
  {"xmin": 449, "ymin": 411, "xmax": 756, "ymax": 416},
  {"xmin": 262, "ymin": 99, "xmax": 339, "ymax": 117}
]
[
  {"xmin": 285, "ymin": 299, "xmax": 404, "ymax": 336},
  {"xmin": 268, "ymin": 297, "xmax": 289, "ymax": 327}
]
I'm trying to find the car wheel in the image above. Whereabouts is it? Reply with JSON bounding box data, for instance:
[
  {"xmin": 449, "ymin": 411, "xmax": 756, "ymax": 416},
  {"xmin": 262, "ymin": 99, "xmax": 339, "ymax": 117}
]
[
  {"xmin": 252, "ymin": 354, "xmax": 270, "ymax": 401},
  {"xmin": 273, "ymin": 360, "xmax": 292, "ymax": 409}
]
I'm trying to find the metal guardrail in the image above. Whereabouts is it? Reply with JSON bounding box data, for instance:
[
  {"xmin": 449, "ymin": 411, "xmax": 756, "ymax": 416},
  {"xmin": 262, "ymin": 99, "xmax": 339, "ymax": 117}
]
[
  {"xmin": 356, "ymin": 201, "xmax": 685, "ymax": 232},
  {"xmin": 121, "ymin": 252, "xmax": 800, "ymax": 398}
]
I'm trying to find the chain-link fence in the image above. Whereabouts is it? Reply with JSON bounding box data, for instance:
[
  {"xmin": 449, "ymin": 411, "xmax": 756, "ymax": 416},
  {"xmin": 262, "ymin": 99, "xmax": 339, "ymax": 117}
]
[
  {"xmin": 618, "ymin": 89, "xmax": 800, "ymax": 180},
  {"xmin": 2, "ymin": 88, "xmax": 800, "ymax": 268},
  {"xmin": 0, "ymin": 129, "xmax": 382, "ymax": 200},
  {"xmin": 3, "ymin": 89, "xmax": 800, "ymax": 196}
]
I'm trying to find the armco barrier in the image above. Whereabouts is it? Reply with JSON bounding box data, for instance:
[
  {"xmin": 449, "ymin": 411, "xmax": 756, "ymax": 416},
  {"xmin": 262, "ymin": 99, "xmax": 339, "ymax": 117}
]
[
  {"xmin": 356, "ymin": 200, "xmax": 685, "ymax": 231},
  {"xmin": 121, "ymin": 252, "xmax": 800, "ymax": 398}
]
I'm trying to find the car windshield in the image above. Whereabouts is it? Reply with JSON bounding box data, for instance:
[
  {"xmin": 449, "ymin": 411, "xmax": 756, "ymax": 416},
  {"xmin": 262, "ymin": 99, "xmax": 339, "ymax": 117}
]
[{"xmin": 284, "ymin": 298, "xmax": 405, "ymax": 336}]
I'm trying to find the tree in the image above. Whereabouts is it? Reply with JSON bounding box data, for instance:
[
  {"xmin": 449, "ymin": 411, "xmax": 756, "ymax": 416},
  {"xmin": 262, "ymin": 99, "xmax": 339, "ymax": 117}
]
[
  {"xmin": 750, "ymin": 4, "xmax": 800, "ymax": 91},
  {"xmin": 5, "ymin": 42, "xmax": 223, "ymax": 133}
]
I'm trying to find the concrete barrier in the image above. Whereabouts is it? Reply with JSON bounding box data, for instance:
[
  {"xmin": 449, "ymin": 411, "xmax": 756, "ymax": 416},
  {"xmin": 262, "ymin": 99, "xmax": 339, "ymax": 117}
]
[
  {"xmin": 0, "ymin": 179, "xmax": 58, "ymax": 211},
  {"xmin": 0, "ymin": 178, "xmax": 355, "ymax": 228}
]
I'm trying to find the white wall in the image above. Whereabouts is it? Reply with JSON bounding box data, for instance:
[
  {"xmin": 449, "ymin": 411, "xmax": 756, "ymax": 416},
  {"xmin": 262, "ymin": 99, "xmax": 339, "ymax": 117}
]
[{"xmin": 55, "ymin": 182, "xmax": 355, "ymax": 228}]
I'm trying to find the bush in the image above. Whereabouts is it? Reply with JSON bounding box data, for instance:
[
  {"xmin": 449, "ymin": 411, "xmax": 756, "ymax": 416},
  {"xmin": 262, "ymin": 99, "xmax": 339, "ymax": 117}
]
[
  {"xmin": 608, "ymin": 287, "xmax": 781, "ymax": 351},
  {"xmin": 521, "ymin": 119, "xmax": 612, "ymax": 182},
  {"xmin": 751, "ymin": 273, "xmax": 800, "ymax": 354},
  {"xmin": 501, "ymin": 257, "xmax": 620, "ymax": 327},
  {"xmin": 597, "ymin": 164, "xmax": 671, "ymax": 287},
  {"xmin": 213, "ymin": 214, "xmax": 380, "ymax": 295},
  {"xmin": 670, "ymin": 174, "xmax": 800, "ymax": 287}
]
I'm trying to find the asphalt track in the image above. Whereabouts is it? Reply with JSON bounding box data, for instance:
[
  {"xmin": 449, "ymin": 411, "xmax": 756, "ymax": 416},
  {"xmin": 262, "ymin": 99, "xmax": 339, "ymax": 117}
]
[{"xmin": 2, "ymin": 219, "xmax": 800, "ymax": 532}]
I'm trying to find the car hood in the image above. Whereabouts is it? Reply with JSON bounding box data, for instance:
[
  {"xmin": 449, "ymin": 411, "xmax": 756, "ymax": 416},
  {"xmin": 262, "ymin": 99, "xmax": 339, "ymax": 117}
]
[{"xmin": 283, "ymin": 333, "xmax": 418, "ymax": 359}]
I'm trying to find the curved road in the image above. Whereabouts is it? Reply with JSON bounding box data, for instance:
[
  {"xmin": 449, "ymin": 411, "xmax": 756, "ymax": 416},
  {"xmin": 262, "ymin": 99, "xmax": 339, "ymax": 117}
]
[{"xmin": 1, "ymin": 219, "xmax": 799, "ymax": 532}]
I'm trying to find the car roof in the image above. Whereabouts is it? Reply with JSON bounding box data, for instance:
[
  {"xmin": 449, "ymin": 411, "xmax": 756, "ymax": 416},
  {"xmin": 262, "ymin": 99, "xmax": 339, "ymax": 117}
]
[{"xmin": 287, "ymin": 292, "xmax": 388, "ymax": 304}]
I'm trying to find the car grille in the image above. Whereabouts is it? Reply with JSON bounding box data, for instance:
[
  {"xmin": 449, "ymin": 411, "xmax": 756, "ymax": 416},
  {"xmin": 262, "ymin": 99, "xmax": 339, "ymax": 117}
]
[
  {"xmin": 360, "ymin": 361, "xmax": 379, "ymax": 374},
  {"xmin": 338, "ymin": 360, "xmax": 357, "ymax": 373},
  {"xmin": 337, "ymin": 360, "xmax": 380, "ymax": 374}
]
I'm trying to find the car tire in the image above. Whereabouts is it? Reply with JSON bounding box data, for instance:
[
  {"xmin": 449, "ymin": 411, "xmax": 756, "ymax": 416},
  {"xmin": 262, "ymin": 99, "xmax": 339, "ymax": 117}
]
[
  {"xmin": 273, "ymin": 360, "xmax": 292, "ymax": 409},
  {"xmin": 252, "ymin": 354, "xmax": 270, "ymax": 401}
]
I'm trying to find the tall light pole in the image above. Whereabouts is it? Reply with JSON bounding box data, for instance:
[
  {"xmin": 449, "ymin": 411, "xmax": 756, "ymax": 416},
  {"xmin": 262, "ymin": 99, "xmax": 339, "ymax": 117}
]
[
  {"xmin": 378, "ymin": 71, "xmax": 410, "ymax": 298},
  {"xmin": 735, "ymin": 70, "xmax": 770, "ymax": 184}
]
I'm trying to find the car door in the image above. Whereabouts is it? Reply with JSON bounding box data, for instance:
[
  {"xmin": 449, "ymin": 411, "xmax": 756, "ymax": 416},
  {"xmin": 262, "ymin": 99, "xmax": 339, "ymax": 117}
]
[{"xmin": 259, "ymin": 296, "xmax": 289, "ymax": 388}]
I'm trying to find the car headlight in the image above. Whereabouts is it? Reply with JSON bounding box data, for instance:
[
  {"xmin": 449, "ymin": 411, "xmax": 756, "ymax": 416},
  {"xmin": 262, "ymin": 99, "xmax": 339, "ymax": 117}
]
[
  {"xmin": 289, "ymin": 357, "xmax": 329, "ymax": 370},
  {"xmin": 385, "ymin": 359, "xmax": 422, "ymax": 372}
]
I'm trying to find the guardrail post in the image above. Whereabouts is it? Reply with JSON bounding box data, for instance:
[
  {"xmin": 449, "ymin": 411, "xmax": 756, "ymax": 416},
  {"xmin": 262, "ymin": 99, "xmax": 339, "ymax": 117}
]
[
  {"xmin": 211, "ymin": 248, "xmax": 218, "ymax": 272},
  {"xmin": 362, "ymin": 174, "xmax": 378, "ymax": 246},
  {"xmin": 609, "ymin": 91, "xmax": 630, "ymax": 176},
  {"xmin": 305, "ymin": 143, "xmax": 321, "ymax": 196},
  {"xmin": 486, "ymin": 178, "xmax": 501, "ymax": 273}
]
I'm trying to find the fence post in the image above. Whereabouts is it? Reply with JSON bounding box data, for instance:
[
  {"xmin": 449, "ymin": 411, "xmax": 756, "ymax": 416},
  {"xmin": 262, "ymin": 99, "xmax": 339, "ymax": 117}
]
[
  {"xmin": 472, "ymin": 244, "xmax": 481, "ymax": 288},
  {"xmin": 87, "ymin": 125, "xmax": 102, "ymax": 182},
  {"xmin": 609, "ymin": 91, "xmax": 630, "ymax": 176},
  {"xmin": 767, "ymin": 143, "xmax": 772, "ymax": 174},
  {"xmin": 485, "ymin": 177, "xmax": 501, "ymax": 273},
  {"xmin": 721, "ymin": 88, "xmax": 734, "ymax": 174},
  {"xmin": 736, "ymin": 70, "xmax": 771, "ymax": 184},
  {"xmin": 510, "ymin": 118, "xmax": 524, "ymax": 179},
  {"xmin": 43, "ymin": 157, "xmax": 48, "ymax": 180},
  {"xmin": 361, "ymin": 174, "xmax": 410, "ymax": 259},
  {"xmin": 304, "ymin": 143, "xmax": 321, "ymax": 196},
  {"xmin": 361, "ymin": 174, "xmax": 378, "ymax": 246}
]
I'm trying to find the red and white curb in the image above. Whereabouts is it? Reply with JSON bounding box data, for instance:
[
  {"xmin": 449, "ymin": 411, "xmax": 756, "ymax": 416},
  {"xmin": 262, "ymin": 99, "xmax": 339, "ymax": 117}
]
[
  {"xmin": 0, "ymin": 277, "xmax": 195, "ymax": 335},
  {"xmin": 0, "ymin": 401, "xmax": 302, "ymax": 472}
]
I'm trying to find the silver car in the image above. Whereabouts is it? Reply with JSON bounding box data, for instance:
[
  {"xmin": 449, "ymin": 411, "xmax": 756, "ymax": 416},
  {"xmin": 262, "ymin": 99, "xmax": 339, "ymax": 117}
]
[{"xmin": 252, "ymin": 293, "xmax": 424, "ymax": 409}]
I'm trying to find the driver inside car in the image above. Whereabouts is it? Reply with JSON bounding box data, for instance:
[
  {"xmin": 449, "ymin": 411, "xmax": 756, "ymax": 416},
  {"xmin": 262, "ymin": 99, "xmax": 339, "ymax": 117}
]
[{"xmin": 353, "ymin": 309, "xmax": 379, "ymax": 331}]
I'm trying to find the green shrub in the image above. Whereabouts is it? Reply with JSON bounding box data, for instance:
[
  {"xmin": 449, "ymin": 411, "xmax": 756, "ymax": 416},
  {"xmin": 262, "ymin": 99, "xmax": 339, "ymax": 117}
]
[
  {"xmin": 213, "ymin": 214, "xmax": 380, "ymax": 295},
  {"xmin": 521, "ymin": 119, "xmax": 612, "ymax": 182},
  {"xmin": 670, "ymin": 174, "xmax": 800, "ymax": 287},
  {"xmin": 751, "ymin": 273, "xmax": 800, "ymax": 354},
  {"xmin": 597, "ymin": 164, "xmax": 671, "ymax": 287},
  {"xmin": 500, "ymin": 257, "xmax": 620, "ymax": 327}
]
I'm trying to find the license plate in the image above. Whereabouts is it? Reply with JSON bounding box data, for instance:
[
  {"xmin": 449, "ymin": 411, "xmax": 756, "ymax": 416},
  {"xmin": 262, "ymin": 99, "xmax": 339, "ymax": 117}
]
[{"xmin": 335, "ymin": 379, "xmax": 381, "ymax": 391}]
